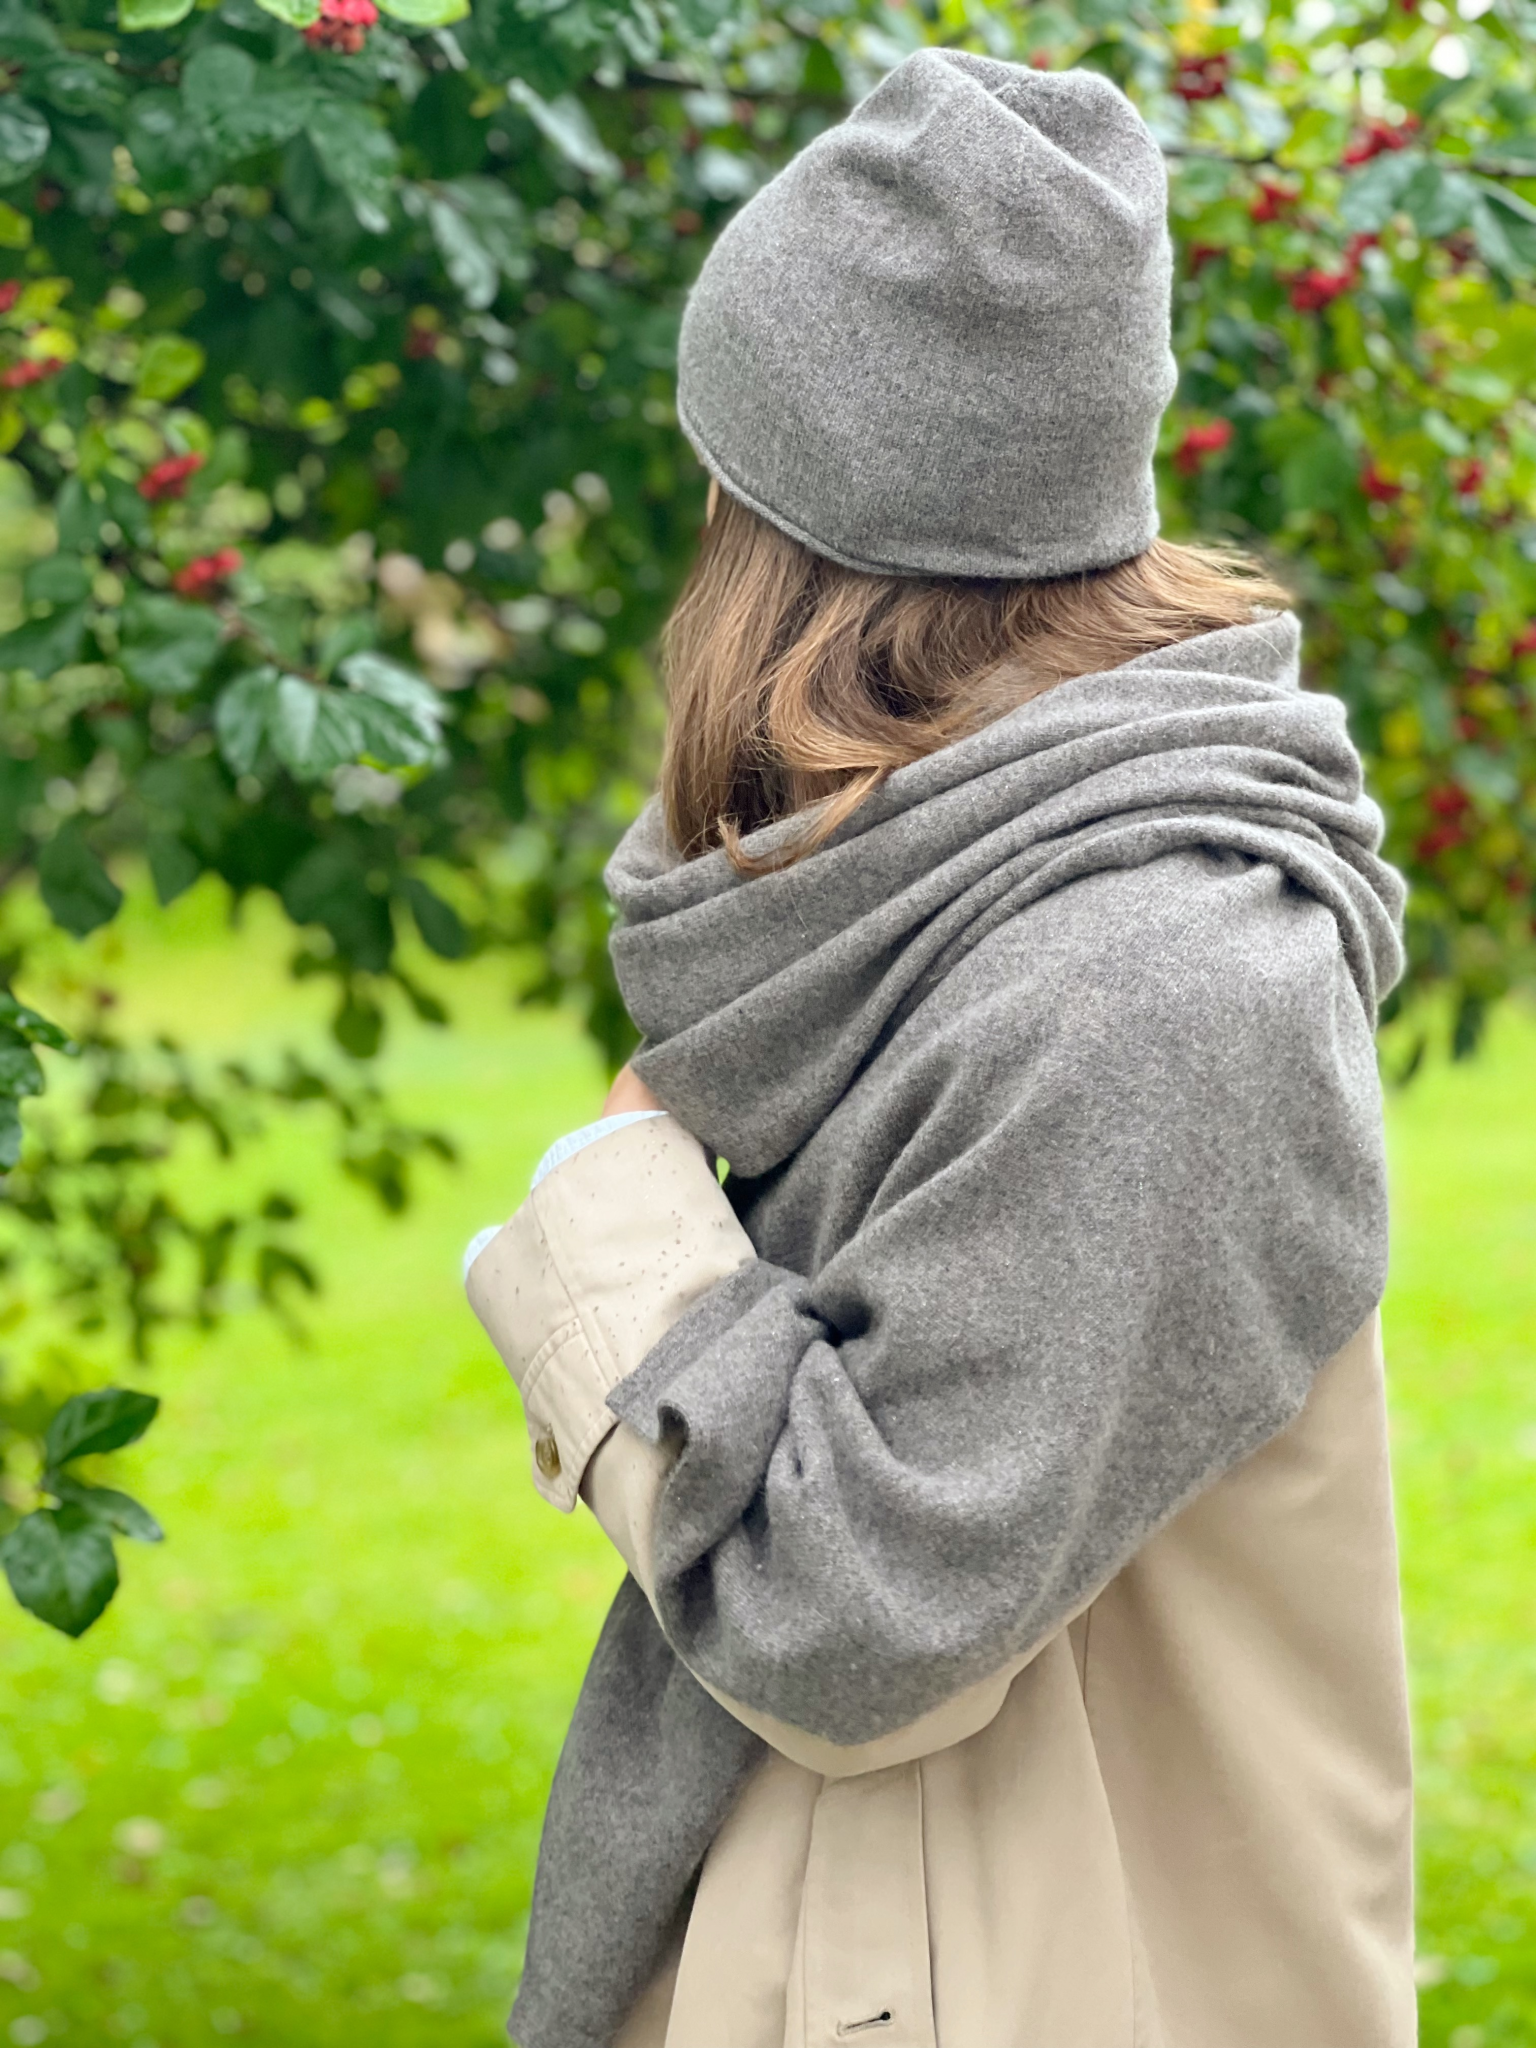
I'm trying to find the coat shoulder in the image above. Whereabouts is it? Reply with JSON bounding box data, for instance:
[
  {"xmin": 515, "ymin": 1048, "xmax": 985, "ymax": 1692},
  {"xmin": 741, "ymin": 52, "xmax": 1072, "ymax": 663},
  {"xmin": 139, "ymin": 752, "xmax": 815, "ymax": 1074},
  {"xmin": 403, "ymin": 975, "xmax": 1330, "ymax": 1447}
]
[{"xmin": 970, "ymin": 844, "xmax": 1363, "ymax": 1041}]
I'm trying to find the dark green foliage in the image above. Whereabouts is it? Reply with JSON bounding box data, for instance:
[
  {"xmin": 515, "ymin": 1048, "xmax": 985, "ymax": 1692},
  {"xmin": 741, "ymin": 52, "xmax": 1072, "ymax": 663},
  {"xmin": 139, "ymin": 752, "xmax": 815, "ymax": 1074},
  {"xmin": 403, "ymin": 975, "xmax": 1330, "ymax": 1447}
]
[
  {"xmin": 0, "ymin": 1383, "xmax": 158, "ymax": 1634},
  {"xmin": 0, "ymin": 1003, "xmax": 452, "ymax": 1632}
]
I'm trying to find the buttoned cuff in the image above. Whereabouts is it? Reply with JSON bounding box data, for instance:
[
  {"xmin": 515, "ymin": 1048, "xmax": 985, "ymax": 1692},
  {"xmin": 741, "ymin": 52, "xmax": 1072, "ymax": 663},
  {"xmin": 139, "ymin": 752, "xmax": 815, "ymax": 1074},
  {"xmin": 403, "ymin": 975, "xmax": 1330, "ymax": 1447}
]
[{"xmin": 465, "ymin": 1114, "xmax": 755, "ymax": 1511}]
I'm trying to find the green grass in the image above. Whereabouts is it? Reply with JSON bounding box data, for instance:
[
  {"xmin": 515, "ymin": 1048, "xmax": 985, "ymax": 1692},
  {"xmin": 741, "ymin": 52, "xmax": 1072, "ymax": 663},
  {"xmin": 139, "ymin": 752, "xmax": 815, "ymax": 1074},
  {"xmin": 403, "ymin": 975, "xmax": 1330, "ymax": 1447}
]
[
  {"xmin": 0, "ymin": 884, "xmax": 1533, "ymax": 2048},
  {"xmin": 1386, "ymin": 1000, "xmax": 1536, "ymax": 2048}
]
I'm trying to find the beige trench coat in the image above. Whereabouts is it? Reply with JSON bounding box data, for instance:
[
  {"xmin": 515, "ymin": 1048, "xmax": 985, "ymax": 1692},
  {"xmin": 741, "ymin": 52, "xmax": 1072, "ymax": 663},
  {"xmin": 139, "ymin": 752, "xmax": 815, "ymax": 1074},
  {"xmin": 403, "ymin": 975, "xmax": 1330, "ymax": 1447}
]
[{"xmin": 469, "ymin": 1115, "xmax": 1417, "ymax": 2048}]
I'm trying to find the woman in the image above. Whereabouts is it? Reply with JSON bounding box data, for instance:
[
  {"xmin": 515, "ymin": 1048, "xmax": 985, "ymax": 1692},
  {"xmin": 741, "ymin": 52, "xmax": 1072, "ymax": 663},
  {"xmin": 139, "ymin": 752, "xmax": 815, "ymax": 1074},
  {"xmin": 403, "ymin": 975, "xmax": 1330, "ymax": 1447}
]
[{"xmin": 467, "ymin": 48, "xmax": 1415, "ymax": 2048}]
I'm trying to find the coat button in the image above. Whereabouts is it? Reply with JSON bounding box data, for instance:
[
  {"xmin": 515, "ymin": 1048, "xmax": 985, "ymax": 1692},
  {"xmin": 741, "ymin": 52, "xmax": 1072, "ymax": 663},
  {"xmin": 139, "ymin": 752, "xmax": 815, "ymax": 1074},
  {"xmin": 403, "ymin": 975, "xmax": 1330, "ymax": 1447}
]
[{"xmin": 534, "ymin": 1434, "xmax": 562, "ymax": 1480}]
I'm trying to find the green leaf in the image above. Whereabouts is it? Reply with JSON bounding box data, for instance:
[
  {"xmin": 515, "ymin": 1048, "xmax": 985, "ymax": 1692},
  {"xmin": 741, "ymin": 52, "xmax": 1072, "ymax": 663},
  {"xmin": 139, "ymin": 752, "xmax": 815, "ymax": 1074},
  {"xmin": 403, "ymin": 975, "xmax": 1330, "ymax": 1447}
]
[
  {"xmin": 182, "ymin": 45, "xmax": 315, "ymax": 159},
  {"xmin": 45, "ymin": 1385, "xmax": 161, "ymax": 1466},
  {"xmin": 101, "ymin": 472, "xmax": 154, "ymax": 549},
  {"xmin": 377, "ymin": 0, "xmax": 468, "ymax": 22},
  {"xmin": 0, "ymin": 1039, "xmax": 45, "ymax": 1100},
  {"xmin": 316, "ymin": 612, "xmax": 375, "ymax": 678},
  {"xmin": 0, "ymin": 99, "xmax": 48, "ymax": 187},
  {"xmin": 0, "ymin": 9, "xmax": 61, "ymax": 62},
  {"xmin": 402, "ymin": 875, "xmax": 467, "ymax": 958},
  {"xmin": 268, "ymin": 673, "xmax": 321, "ymax": 769},
  {"xmin": 348, "ymin": 691, "xmax": 441, "ymax": 766},
  {"xmin": 506, "ymin": 79, "xmax": 620, "ymax": 182},
  {"xmin": 1259, "ymin": 410, "xmax": 1356, "ymax": 519},
  {"xmin": 53, "ymin": 479, "xmax": 99, "ymax": 553},
  {"xmin": 0, "ymin": 1098, "xmax": 20, "ymax": 1173},
  {"xmin": 134, "ymin": 333, "xmax": 205, "ymax": 403},
  {"xmin": 670, "ymin": 0, "xmax": 735, "ymax": 32},
  {"xmin": 147, "ymin": 833, "xmax": 202, "ymax": 906},
  {"xmin": 394, "ymin": 966, "xmax": 447, "ymax": 1023},
  {"xmin": 270, "ymin": 674, "xmax": 361, "ymax": 779},
  {"xmin": 32, "ymin": 54, "xmax": 123, "ymax": 119},
  {"xmin": 0, "ymin": 1028, "xmax": 41, "ymax": 1165},
  {"xmin": 1404, "ymin": 163, "xmax": 1475, "ymax": 240},
  {"xmin": 0, "ymin": 993, "xmax": 76, "ymax": 1053},
  {"xmin": 37, "ymin": 825, "xmax": 125, "ymax": 938},
  {"xmin": 1339, "ymin": 150, "xmax": 1421, "ymax": 234},
  {"xmin": 428, "ymin": 195, "xmax": 498, "ymax": 309},
  {"xmin": 305, "ymin": 101, "xmax": 399, "ymax": 230},
  {"xmin": 1, "ymin": 1509, "xmax": 118, "ymax": 1637},
  {"xmin": 1443, "ymin": 363, "xmax": 1514, "ymax": 406},
  {"xmin": 429, "ymin": 178, "xmax": 531, "ymax": 308},
  {"xmin": 252, "ymin": 0, "xmax": 321, "ymax": 23},
  {"xmin": 251, "ymin": 669, "xmax": 441, "ymax": 783},
  {"xmin": 1421, "ymin": 409, "xmax": 1469, "ymax": 457},
  {"xmin": 0, "ymin": 603, "xmax": 88, "ymax": 680},
  {"xmin": 120, "ymin": 0, "xmax": 195, "ymax": 24},
  {"xmin": 126, "ymin": 84, "xmax": 222, "ymax": 198},
  {"xmin": 23, "ymin": 553, "xmax": 91, "ymax": 606},
  {"xmin": 281, "ymin": 845, "xmax": 393, "ymax": 973},
  {"xmin": 119, "ymin": 590, "xmax": 224, "ymax": 696},
  {"xmin": 214, "ymin": 666, "xmax": 281, "ymax": 777},
  {"xmin": 1471, "ymin": 187, "xmax": 1536, "ymax": 276},
  {"xmin": 342, "ymin": 651, "xmax": 445, "ymax": 742},
  {"xmin": 1278, "ymin": 105, "xmax": 1349, "ymax": 171},
  {"xmin": 256, "ymin": 1241, "xmax": 320, "ymax": 1295},
  {"xmin": 50, "ymin": 1477, "xmax": 164, "ymax": 1543},
  {"xmin": 332, "ymin": 987, "xmax": 384, "ymax": 1058}
]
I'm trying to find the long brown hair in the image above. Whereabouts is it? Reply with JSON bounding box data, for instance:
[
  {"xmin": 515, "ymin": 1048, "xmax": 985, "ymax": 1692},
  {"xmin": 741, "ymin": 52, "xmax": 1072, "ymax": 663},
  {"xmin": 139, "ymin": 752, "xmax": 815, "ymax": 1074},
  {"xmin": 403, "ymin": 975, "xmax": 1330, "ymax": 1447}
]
[{"xmin": 660, "ymin": 489, "xmax": 1292, "ymax": 871}]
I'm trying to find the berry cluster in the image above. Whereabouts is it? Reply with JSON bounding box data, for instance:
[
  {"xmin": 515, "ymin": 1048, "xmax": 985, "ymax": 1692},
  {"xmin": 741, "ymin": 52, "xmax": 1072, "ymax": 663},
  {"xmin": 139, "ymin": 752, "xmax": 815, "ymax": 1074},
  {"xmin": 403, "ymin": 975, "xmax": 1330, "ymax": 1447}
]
[{"xmin": 303, "ymin": 0, "xmax": 379, "ymax": 55}]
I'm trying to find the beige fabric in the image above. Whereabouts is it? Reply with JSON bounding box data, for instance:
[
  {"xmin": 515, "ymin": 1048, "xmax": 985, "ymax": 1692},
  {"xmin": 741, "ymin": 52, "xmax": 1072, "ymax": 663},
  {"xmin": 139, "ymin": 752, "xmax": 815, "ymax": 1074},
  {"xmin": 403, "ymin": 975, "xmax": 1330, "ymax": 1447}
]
[
  {"xmin": 615, "ymin": 1321, "xmax": 1415, "ymax": 2048},
  {"xmin": 470, "ymin": 1120, "xmax": 1416, "ymax": 2048},
  {"xmin": 466, "ymin": 1116, "xmax": 753, "ymax": 1514}
]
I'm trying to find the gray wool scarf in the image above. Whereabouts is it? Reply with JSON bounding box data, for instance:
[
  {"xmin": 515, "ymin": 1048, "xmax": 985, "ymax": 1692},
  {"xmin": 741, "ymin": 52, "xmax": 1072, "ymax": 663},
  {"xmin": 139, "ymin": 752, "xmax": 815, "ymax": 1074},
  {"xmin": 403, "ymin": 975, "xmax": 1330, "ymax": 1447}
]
[{"xmin": 509, "ymin": 614, "xmax": 1406, "ymax": 2048}]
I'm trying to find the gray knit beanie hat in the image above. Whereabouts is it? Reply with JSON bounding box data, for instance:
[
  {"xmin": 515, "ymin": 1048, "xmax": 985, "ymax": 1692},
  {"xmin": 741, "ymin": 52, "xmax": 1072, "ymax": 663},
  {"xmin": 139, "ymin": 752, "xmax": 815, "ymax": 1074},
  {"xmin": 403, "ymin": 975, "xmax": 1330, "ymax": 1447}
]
[{"xmin": 677, "ymin": 49, "xmax": 1178, "ymax": 582}]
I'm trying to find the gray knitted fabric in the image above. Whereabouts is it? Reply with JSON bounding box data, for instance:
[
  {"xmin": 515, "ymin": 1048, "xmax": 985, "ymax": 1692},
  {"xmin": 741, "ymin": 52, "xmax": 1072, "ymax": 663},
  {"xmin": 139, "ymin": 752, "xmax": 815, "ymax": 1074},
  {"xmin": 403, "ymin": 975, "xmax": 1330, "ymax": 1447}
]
[
  {"xmin": 676, "ymin": 49, "xmax": 1178, "ymax": 580},
  {"xmin": 509, "ymin": 615, "xmax": 1406, "ymax": 2048}
]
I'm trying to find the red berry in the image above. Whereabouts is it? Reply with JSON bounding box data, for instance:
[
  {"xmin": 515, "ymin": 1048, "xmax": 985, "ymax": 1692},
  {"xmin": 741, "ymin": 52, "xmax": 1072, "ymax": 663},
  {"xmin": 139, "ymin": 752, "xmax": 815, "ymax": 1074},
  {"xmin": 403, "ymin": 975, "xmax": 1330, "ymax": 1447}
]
[
  {"xmin": 0, "ymin": 355, "xmax": 65, "ymax": 389},
  {"xmin": 1360, "ymin": 461, "xmax": 1402, "ymax": 503},
  {"xmin": 1172, "ymin": 53, "xmax": 1229, "ymax": 101},
  {"xmin": 1248, "ymin": 180, "xmax": 1295, "ymax": 225},
  {"xmin": 138, "ymin": 451, "xmax": 206, "ymax": 502},
  {"xmin": 0, "ymin": 280, "xmax": 20, "ymax": 315},
  {"xmin": 1172, "ymin": 419, "xmax": 1234, "ymax": 476},
  {"xmin": 1425, "ymin": 783, "xmax": 1471, "ymax": 820},
  {"xmin": 303, "ymin": 0, "xmax": 376, "ymax": 50},
  {"xmin": 1342, "ymin": 118, "xmax": 1418, "ymax": 167},
  {"xmin": 1288, "ymin": 267, "xmax": 1352, "ymax": 313},
  {"xmin": 1415, "ymin": 823, "xmax": 1465, "ymax": 860},
  {"xmin": 171, "ymin": 547, "xmax": 243, "ymax": 599}
]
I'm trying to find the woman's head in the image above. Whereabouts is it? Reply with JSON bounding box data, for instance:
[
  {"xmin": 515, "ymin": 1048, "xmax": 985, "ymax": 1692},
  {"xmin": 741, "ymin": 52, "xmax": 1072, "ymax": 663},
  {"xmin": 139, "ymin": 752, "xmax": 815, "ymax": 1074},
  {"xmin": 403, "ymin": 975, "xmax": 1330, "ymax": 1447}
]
[
  {"xmin": 661, "ymin": 494, "xmax": 1291, "ymax": 869},
  {"xmin": 664, "ymin": 48, "xmax": 1285, "ymax": 869},
  {"xmin": 676, "ymin": 50, "xmax": 1177, "ymax": 585}
]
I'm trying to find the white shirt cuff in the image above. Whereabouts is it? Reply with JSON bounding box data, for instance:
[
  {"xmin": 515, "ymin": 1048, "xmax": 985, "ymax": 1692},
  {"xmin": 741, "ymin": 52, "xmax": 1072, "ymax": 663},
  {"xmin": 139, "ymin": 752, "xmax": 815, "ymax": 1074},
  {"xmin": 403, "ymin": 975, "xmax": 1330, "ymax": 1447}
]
[{"xmin": 461, "ymin": 1110, "xmax": 668, "ymax": 1284}]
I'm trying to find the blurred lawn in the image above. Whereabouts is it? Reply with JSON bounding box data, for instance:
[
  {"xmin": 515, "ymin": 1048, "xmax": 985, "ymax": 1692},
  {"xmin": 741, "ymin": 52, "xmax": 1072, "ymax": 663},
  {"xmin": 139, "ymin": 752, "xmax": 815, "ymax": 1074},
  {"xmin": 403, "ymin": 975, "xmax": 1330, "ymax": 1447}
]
[{"xmin": 0, "ymin": 882, "xmax": 1532, "ymax": 2048}]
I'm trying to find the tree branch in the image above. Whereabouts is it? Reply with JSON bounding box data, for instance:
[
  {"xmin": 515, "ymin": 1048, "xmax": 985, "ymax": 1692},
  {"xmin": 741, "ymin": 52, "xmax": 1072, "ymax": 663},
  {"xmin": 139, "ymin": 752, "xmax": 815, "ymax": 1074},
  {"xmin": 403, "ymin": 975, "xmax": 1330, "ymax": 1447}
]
[{"xmin": 1163, "ymin": 143, "xmax": 1536, "ymax": 181}]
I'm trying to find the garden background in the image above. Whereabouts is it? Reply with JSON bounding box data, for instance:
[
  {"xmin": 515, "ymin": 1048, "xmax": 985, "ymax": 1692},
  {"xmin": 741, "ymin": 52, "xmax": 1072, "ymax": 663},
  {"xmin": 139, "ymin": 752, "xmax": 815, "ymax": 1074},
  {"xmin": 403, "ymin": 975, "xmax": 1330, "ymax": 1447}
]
[{"xmin": 0, "ymin": 0, "xmax": 1534, "ymax": 2041}]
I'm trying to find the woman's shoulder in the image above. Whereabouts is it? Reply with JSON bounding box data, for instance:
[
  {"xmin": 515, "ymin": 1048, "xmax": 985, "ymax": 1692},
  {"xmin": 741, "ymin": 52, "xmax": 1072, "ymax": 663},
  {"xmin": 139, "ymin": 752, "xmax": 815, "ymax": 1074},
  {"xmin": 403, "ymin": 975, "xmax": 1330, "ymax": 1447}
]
[{"xmin": 927, "ymin": 843, "xmax": 1376, "ymax": 1091}]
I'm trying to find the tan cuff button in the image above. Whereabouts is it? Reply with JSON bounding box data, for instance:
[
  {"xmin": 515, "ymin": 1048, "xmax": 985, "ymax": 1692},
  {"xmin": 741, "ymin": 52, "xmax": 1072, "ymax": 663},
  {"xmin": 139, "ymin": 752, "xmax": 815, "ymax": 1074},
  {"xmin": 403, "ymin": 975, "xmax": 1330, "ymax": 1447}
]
[{"xmin": 534, "ymin": 1433, "xmax": 562, "ymax": 1481}]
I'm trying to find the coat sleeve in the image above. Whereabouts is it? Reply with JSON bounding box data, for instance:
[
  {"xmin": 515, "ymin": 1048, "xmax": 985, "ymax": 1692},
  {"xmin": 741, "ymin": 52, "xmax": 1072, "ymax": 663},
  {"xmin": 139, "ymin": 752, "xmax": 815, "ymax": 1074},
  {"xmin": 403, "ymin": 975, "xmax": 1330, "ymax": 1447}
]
[
  {"xmin": 471, "ymin": 874, "xmax": 1390, "ymax": 1759},
  {"xmin": 468, "ymin": 1111, "xmax": 1049, "ymax": 1775}
]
